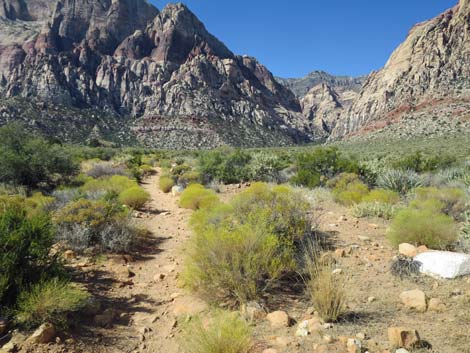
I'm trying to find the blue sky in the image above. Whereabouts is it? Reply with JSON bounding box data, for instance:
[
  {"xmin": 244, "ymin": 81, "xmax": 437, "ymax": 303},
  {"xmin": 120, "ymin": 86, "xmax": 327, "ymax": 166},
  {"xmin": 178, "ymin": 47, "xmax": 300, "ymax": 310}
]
[{"xmin": 150, "ymin": 0, "xmax": 457, "ymax": 78}]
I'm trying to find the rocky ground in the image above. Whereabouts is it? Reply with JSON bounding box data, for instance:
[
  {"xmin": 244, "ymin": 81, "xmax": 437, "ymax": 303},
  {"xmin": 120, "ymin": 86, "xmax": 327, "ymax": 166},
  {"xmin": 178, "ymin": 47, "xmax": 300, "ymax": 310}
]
[{"xmin": 2, "ymin": 171, "xmax": 469, "ymax": 353}]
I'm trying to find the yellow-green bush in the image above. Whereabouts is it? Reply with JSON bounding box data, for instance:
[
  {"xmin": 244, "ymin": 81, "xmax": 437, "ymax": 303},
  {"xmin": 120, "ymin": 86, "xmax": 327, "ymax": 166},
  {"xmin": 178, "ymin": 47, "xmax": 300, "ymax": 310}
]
[
  {"xmin": 387, "ymin": 202, "xmax": 458, "ymax": 249},
  {"xmin": 178, "ymin": 170, "xmax": 202, "ymax": 186},
  {"xmin": 118, "ymin": 186, "xmax": 150, "ymax": 209},
  {"xmin": 231, "ymin": 183, "xmax": 311, "ymax": 242},
  {"xmin": 181, "ymin": 311, "xmax": 252, "ymax": 353},
  {"xmin": 53, "ymin": 199, "xmax": 113, "ymax": 229},
  {"xmin": 328, "ymin": 173, "xmax": 369, "ymax": 206},
  {"xmin": 183, "ymin": 183, "xmax": 311, "ymax": 303},
  {"xmin": 362, "ymin": 189, "xmax": 400, "ymax": 204},
  {"xmin": 81, "ymin": 175, "xmax": 138, "ymax": 195},
  {"xmin": 15, "ymin": 279, "xmax": 89, "ymax": 328},
  {"xmin": 411, "ymin": 187, "xmax": 467, "ymax": 220},
  {"xmin": 159, "ymin": 176, "xmax": 175, "ymax": 193},
  {"xmin": 179, "ymin": 184, "xmax": 219, "ymax": 210},
  {"xmin": 25, "ymin": 193, "xmax": 55, "ymax": 216}
]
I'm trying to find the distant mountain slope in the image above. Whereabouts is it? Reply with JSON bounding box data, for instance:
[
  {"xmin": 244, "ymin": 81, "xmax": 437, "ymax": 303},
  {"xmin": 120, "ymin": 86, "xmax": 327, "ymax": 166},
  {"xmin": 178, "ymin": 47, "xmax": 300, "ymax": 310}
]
[
  {"xmin": 0, "ymin": 1, "xmax": 320, "ymax": 148},
  {"xmin": 277, "ymin": 72, "xmax": 366, "ymax": 132},
  {"xmin": 331, "ymin": 0, "xmax": 470, "ymax": 139}
]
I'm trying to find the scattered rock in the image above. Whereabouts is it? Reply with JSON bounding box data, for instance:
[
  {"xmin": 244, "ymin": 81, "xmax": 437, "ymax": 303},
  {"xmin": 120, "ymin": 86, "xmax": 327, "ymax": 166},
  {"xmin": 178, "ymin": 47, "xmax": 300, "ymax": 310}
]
[
  {"xmin": 295, "ymin": 321, "xmax": 309, "ymax": 337},
  {"xmin": 332, "ymin": 268, "xmax": 343, "ymax": 275},
  {"xmin": 154, "ymin": 273, "xmax": 165, "ymax": 281},
  {"xmin": 387, "ymin": 327, "xmax": 420, "ymax": 348},
  {"xmin": 171, "ymin": 185, "xmax": 184, "ymax": 197},
  {"xmin": 240, "ymin": 302, "xmax": 266, "ymax": 322},
  {"xmin": 399, "ymin": 243, "xmax": 418, "ymax": 257},
  {"xmin": 367, "ymin": 296, "xmax": 376, "ymax": 303},
  {"xmin": 335, "ymin": 249, "xmax": 346, "ymax": 258},
  {"xmin": 417, "ymin": 245, "xmax": 429, "ymax": 253},
  {"xmin": 94, "ymin": 308, "xmax": 117, "ymax": 327},
  {"xmin": 359, "ymin": 236, "xmax": 371, "ymax": 242},
  {"xmin": 347, "ymin": 338, "xmax": 362, "ymax": 353},
  {"xmin": 428, "ymin": 298, "xmax": 445, "ymax": 312},
  {"xmin": 400, "ymin": 289, "xmax": 427, "ymax": 312},
  {"xmin": 323, "ymin": 335, "xmax": 334, "ymax": 343},
  {"xmin": 262, "ymin": 349, "xmax": 279, "ymax": 353},
  {"xmin": 29, "ymin": 323, "xmax": 56, "ymax": 344},
  {"xmin": 266, "ymin": 311, "xmax": 291, "ymax": 328},
  {"xmin": 356, "ymin": 332, "xmax": 366, "ymax": 340},
  {"xmin": 395, "ymin": 349, "xmax": 410, "ymax": 353},
  {"xmin": 414, "ymin": 251, "xmax": 470, "ymax": 279}
]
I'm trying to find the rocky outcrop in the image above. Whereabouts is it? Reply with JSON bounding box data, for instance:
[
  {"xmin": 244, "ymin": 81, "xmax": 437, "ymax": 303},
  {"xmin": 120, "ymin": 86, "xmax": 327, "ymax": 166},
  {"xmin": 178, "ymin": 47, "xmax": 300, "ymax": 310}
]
[
  {"xmin": 331, "ymin": 0, "xmax": 470, "ymax": 138},
  {"xmin": 0, "ymin": 0, "xmax": 318, "ymax": 148},
  {"xmin": 277, "ymin": 71, "xmax": 365, "ymax": 132}
]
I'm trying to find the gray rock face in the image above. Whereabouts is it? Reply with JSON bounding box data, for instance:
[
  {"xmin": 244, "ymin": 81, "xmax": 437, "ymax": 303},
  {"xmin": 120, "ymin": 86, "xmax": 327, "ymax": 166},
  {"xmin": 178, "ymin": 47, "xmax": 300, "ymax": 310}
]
[
  {"xmin": 0, "ymin": 0, "xmax": 318, "ymax": 148},
  {"xmin": 277, "ymin": 72, "xmax": 365, "ymax": 132},
  {"xmin": 331, "ymin": 0, "xmax": 470, "ymax": 139}
]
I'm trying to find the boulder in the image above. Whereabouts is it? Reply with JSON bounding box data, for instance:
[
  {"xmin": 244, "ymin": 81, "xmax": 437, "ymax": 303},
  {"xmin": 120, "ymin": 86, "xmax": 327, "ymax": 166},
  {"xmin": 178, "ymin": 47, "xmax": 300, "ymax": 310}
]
[
  {"xmin": 266, "ymin": 311, "xmax": 291, "ymax": 328},
  {"xmin": 347, "ymin": 338, "xmax": 362, "ymax": 353},
  {"xmin": 0, "ymin": 318, "xmax": 7, "ymax": 336},
  {"xmin": 414, "ymin": 251, "xmax": 470, "ymax": 279},
  {"xmin": 240, "ymin": 302, "xmax": 266, "ymax": 322},
  {"xmin": 171, "ymin": 185, "xmax": 184, "ymax": 197},
  {"xmin": 400, "ymin": 289, "xmax": 427, "ymax": 312},
  {"xmin": 398, "ymin": 243, "xmax": 418, "ymax": 257},
  {"xmin": 29, "ymin": 323, "xmax": 56, "ymax": 344},
  {"xmin": 387, "ymin": 327, "xmax": 420, "ymax": 348}
]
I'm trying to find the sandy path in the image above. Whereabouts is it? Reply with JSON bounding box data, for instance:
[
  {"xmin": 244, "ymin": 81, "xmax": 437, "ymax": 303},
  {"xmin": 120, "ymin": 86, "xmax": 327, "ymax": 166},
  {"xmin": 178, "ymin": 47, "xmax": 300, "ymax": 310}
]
[{"xmin": 122, "ymin": 170, "xmax": 194, "ymax": 353}]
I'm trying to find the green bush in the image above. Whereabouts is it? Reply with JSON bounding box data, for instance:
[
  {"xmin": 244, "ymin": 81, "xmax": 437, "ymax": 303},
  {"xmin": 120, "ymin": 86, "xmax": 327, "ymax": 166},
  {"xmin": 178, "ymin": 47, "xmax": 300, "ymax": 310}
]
[
  {"xmin": 181, "ymin": 311, "xmax": 252, "ymax": 353},
  {"xmin": 118, "ymin": 186, "xmax": 150, "ymax": 209},
  {"xmin": 178, "ymin": 170, "xmax": 202, "ymax": 186},
  {"xmin": 376, "ymin": 169, "xmax": 424, "ymax": 194},
  {"xmin": 362, "ymin": 189, "xmax": 400, "ymax": 204},
  {"xmin": 248, "ymin": 153, "xmax": 287, "ymax": 182},
  {"xmin": 184, "ymin": 183, "xmax": 311, "ymax": 303},
  {"xmin": 0, "ymin": 207, "xmax": 59, "ymax": 306},
  {"xmin": 328, "ymin": 173, "xmax": 369, "ymax": 206},
  {"xmin": 291, "ymin": 147, "xmax": 360, "ymax": 188},
  {"xmin": 0, "ymin": 124, "xmax": 78, "ymax": 188},
  {"xmin": 15, "ymin": 279, "xmax": 89, "ymax": 328},
  {"xmin": 391, "ymin": 151, "xmax": 456, "ymax": 172},
  {"xmin": 387, "ymin": 203, "xmax": 458, "ymax": 249},
  {"xmin": 159, "ymin": 176, "xmax": 175, "ymax": 193},
  {"xmin": 198, "ymin": 149, "xmax": 251, "ymax": 184},
  {"xmin": 179, "ymin": 184, "xmax": 219, "ymax": 210}
]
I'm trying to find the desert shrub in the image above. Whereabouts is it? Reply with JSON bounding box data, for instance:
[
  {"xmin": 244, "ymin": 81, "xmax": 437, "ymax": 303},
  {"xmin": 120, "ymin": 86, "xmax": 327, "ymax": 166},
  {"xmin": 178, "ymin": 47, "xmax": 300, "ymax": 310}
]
[
  {"xmin": 248, "ymin": 153, "xmax": 287, "ymax": 183},
  {"xmin": 411, "ymin": 187, "xmax": 467, "ymax": 220},
  {"xmin": 291, "ymin": 147, "xmax": 360, "ymax": 188},
  {"xmin": 198, "ymin": 149, "xmax": 251, "ymax": 184},
  {"xmin": 0, "ymin": 207, "xmax": 59, "ymax": 306},
  {"xmin": 303, "ymin": 245, "xmax": 346, "ymax": 322},
  {"xmin": 178, "ymin": 170, "xmax": 202, "ymax": 186},
  {"xmin": 231, "ymin": 183, "xmax": 312, "ymax": 242},
  {"xmin": 184, "ymin": 183, "xmax": 311, "ymax": 303},
  {"xmin": 391, "ymin": 151, "xmax": 456, "ymax": 172},
  {"xmin": 85, "ymin": 161, "xmax": 129, "ymax": 178},
  {"xmin": 15, "ymin": 279, "xmax": 89, "ymax": 329},
  {"xmin": 352, "ymin": 202, "xmax": 399, "ymax": 220},
  {"xmin": 49, "ymin": 189, "xmax": 80, "ymax": 210},
  {"xmin": 179, "ymin": 184, "xmax": 219, "ymax": 210},
  {"xmin": 387, "ymin": 204, "xmax": 458, "ymax": 249},
  {"xmin": 376, "ymin": 169, "xmax": 425, "ymax": 194},
  {"xmin": 362, "ymin": 189, "xmax": 400, "ymax": 204},
  {"xmin": 328, "ymin": 173, "xmax": 369, "ymax": 206},
  {"xmin": 457, "ymin": 207, "xmax": 470, "ymax": 253},
  {"xmin": 98, "ymin": 217, "xmax": 139, "ymax": 253},
  {"xmin": 181, "ymin": 311, "xmax": 252, "ymax": 353},
  {"xmin": 118, "ymin": 186, "xmax": 150, "ymax": 209},
  {"xmin": 81, "ymin": 175, "xmax": 138, "ymax": 195},
  {"xmin": 53, "ymin": 199, "xmax": 130, "ymax": 252},
  {"xmin": 159, "ymin": 176, "xmax": 175, "ymax": 193},
  {"xmin": 139, "ymin": 164, "xmax": 155, "ymax": 177},
  {"xmin": 25, "ymin": 192, "xmax": 56, "ymax": 216},
  {"xmin": 0, "ymin": 124, "xmax": 78, "ymax": 188}
]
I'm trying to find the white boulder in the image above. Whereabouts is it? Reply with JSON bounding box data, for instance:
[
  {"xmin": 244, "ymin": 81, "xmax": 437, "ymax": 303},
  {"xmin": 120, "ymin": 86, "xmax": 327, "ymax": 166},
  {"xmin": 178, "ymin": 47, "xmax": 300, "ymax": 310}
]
[
  {"xmin": 414, "ymin": 251, "xmax": 470, "ymax": 279},
  {"xmin": 171, "ymin": 185, "xmax": 184, "ymax": 197}
]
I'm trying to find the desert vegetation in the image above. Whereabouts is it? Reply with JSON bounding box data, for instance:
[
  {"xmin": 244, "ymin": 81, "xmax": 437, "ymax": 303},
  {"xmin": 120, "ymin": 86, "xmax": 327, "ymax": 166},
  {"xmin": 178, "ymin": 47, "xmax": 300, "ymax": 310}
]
[{"xmin": 0, "ymin": 124, "xmax": 469, "ymax": 353}]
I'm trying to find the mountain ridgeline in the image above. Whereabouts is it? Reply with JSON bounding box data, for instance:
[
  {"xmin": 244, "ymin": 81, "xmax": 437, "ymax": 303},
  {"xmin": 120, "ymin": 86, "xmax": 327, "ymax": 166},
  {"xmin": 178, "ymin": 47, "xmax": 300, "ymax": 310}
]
[{"xmin": 0, "ymin": 0, "xmax": 469, "ymax": 147}]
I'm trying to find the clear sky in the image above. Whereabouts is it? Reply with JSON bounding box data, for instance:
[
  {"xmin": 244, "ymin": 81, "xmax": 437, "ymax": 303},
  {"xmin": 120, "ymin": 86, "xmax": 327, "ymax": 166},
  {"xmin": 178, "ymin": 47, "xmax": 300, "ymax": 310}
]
[{"xmin": 150, "ymin": 0, "xmax": 458, "ymax": 78}]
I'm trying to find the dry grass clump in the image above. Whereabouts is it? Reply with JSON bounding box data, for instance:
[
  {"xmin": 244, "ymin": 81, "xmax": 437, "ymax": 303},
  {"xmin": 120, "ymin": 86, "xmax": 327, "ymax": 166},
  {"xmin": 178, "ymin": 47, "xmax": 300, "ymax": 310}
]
[
  {"xmin": 180, "ymin": 311, "xmax": 252, "ymax": 353},
  {"xmin": 303, "ymin": 244, "xmax": 346, "ymax": 322}
]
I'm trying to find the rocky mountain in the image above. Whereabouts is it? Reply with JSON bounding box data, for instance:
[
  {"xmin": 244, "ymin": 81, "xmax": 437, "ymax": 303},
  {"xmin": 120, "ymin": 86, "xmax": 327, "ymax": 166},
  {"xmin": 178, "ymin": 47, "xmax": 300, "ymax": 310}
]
[
  {"xmin": 331, "ymin": 0, "xmax": 470, "ymax": 139},
  {"xmin": 277, "ymin": 72, "xmax": 366, "ymax": 132},
  {"xmin": 0, "ymin": 0, "xmax": 318, "ymax": 148}
]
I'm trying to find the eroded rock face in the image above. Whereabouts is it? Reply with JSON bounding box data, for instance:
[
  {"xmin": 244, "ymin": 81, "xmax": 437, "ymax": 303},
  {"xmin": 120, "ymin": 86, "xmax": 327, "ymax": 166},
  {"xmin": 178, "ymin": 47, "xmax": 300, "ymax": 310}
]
[
  {"xmin": 331, "ymin": 0, "xmax": 470, "ymax": 138},
  {"xmin": 0, "ymin": 1, "xmax": 317, "ymax": 148}
]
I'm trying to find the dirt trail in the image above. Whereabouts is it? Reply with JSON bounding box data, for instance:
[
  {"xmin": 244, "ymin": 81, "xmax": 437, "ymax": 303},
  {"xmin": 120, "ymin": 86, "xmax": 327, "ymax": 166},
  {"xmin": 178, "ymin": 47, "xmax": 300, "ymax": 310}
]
[{"xmin": 94, "ymin": 170, "xmax": 195, "ymax": 353}]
